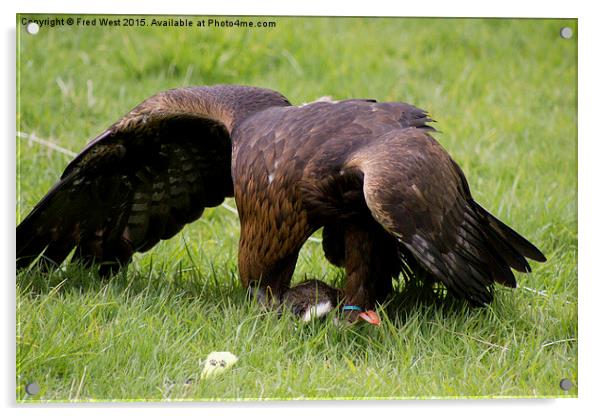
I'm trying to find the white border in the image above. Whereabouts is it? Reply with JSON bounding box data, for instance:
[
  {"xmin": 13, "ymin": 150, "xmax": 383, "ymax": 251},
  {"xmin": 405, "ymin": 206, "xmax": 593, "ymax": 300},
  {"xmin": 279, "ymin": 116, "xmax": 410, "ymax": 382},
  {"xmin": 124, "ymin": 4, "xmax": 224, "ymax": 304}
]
[{"xmin": 3, "ymin": 1, "xmax": 600, "ymax": 415}]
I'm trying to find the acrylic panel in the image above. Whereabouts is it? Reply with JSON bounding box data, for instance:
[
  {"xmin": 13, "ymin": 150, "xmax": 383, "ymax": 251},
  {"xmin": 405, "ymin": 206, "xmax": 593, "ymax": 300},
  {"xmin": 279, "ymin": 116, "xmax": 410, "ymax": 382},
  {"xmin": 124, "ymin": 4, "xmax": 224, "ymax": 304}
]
[{"xmin": 16, "ymin": 15, "xmax": 577, "ymax": 402}]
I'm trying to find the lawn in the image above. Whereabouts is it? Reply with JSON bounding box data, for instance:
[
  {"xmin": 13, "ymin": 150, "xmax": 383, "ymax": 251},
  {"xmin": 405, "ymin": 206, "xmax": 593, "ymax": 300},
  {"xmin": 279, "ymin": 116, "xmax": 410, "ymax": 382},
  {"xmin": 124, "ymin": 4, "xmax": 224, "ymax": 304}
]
[{"xmin": 16, "ymin": 15, "xmax": 577, "ymax": 401}]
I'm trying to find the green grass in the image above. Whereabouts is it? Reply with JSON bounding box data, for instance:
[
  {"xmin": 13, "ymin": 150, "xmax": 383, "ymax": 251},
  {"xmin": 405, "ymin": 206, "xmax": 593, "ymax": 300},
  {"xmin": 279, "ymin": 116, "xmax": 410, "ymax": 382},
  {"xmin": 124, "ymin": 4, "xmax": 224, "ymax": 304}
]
[{"xmin": 16, "ymin": 16, "xmax": 577, "ymax": 401}]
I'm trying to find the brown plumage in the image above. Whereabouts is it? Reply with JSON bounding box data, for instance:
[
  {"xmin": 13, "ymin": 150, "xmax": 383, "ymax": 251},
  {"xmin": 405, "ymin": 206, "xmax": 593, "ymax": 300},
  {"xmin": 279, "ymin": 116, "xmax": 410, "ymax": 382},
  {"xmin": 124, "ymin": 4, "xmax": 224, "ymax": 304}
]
[
  {"xmin": 281, "ymin": 279, "xmax": 342, "ymax": 322},
  {"xmin": 17, "ymin": 85, "xmax": 546, "ymax": 317}
]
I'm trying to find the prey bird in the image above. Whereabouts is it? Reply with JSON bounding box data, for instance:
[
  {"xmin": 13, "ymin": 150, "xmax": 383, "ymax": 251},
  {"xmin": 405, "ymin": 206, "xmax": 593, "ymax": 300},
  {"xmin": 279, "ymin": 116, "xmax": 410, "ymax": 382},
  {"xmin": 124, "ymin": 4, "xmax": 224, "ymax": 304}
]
[{"xmin": 16, "ymin": 85, "xmax": 546, "ymax": 323}]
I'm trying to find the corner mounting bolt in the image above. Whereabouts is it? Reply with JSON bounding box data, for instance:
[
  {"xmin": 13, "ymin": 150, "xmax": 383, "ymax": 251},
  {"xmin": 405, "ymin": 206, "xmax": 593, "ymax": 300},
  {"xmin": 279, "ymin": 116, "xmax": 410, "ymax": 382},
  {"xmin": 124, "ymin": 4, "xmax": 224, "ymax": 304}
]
[
  {"xmin": 26, "ymin": 22, "xmax": 40, "ymax": 35},
  {"xmin": 25, "ymin": 382, "xmax": 40, "ymax": 395},
  {"xmin": 559, "ymin": 27, "xmax": 573, "ymax": 39},
  {"xmin": 559, "ymin": 378, "xmax": 573, "ymax": 391}
]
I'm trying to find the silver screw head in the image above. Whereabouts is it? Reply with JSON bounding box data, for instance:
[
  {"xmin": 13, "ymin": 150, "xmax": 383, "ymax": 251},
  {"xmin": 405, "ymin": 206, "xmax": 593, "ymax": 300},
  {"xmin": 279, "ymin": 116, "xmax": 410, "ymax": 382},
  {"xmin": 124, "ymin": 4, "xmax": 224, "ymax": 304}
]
[
  {"xmin": 26, "ymin": 22, "xmax": 39, "ymax": 35},
  {"xmin": 25, "ymin": 382, "xmax": 40, "ymax": 395},
  {"xmin": 560, "ymin": 27, "xmax": 573, "ymax": 39},
  {"xmin": 559, "ymin": 378, "xmax": 573, "ymax": 391}
]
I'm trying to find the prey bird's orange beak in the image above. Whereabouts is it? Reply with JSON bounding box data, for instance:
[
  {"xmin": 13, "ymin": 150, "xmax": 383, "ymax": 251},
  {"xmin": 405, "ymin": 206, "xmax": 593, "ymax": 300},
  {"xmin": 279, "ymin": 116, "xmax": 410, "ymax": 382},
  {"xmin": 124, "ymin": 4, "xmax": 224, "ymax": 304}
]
[{"xmin": 358, "ymin": 310, "xmax": 381, "ymax": 326}]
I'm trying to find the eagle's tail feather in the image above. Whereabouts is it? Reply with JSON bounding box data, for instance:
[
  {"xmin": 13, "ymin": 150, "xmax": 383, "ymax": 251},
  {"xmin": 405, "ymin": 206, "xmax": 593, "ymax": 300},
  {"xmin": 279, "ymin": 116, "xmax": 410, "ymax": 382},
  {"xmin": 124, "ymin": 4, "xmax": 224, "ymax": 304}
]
[{"xmin": 471, "ymin": 201, "xmax": 547, "ymax": 264}]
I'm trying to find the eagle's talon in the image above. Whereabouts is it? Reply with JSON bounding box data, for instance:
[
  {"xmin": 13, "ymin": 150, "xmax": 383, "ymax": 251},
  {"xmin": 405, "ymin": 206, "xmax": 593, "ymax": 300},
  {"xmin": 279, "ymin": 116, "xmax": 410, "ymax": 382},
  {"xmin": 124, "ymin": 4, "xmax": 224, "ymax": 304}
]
[{"xmin": 247, "ymin": 284, "xmax": 280, "ymax": 310}]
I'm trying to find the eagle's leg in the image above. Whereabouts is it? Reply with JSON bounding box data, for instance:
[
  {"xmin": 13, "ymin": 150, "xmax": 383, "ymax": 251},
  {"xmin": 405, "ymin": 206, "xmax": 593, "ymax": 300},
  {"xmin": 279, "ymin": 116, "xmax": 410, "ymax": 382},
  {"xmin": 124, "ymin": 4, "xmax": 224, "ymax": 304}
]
[
  {"xmin": 340, "ymin": 223, "xmax": 400, "ymax": 321},
  {"xmin": 238, "ymin": 245, "xmax": 301, "ymax": 309}
]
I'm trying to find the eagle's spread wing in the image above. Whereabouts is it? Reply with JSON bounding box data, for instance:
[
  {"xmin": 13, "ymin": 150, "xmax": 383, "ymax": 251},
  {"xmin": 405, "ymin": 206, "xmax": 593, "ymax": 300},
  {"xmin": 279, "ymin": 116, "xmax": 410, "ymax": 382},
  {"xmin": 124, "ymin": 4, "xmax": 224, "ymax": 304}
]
[
  {"xmin": 349, "ymin": 128, "xmax": 546, "ymax": 305},
  {"xmin": 17, "ymin": 85, "xmax": 290, "ymax": 274},
  {"xmin": 17, "ymin": 113, "xmax": 231, "ymax": 274}
]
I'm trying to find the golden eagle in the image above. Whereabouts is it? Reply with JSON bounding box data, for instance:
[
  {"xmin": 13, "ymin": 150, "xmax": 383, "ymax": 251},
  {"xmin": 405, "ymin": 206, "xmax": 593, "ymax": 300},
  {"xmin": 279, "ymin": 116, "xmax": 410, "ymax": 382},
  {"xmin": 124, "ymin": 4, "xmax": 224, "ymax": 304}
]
[{"xmin": 17, "ymin": 85, "xmax": 546, "ymax": 323}]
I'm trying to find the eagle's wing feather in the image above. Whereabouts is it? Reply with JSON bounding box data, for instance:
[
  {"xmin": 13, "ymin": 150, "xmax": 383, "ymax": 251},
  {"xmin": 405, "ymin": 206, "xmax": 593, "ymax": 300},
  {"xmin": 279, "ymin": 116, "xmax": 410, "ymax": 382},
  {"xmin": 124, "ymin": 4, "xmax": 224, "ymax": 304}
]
[
  {"xmin": 372, "ymin": 102, "xmax": 436, "ymax": 130},
  {"xmin": 350, "ymin": 127, "xmax": 545, "ymax": 305},
  {"xmin": 17, "ymin": 104, "xmax": 233, "ymax": 274}
]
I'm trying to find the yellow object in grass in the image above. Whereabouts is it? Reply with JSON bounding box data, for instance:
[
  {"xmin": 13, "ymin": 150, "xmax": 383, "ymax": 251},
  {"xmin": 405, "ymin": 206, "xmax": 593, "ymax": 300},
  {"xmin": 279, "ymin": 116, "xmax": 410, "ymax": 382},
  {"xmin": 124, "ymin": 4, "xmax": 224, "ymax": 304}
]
[{"xmin": 200, "ymin": 351, "xmax": 239, "ymax": 378}]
